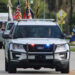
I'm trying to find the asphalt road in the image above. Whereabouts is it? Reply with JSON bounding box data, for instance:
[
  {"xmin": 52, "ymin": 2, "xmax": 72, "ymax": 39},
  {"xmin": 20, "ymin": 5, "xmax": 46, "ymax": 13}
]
[{"xmin": 0, "ymin": 49, "xmax": 75, "ymax": 75}]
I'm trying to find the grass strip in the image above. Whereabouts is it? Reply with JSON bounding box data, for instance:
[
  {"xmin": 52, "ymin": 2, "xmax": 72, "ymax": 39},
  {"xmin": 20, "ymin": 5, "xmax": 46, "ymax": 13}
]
[{"xmin": 70, "ymin": 48, "xmax": 75, "ymax": 52}]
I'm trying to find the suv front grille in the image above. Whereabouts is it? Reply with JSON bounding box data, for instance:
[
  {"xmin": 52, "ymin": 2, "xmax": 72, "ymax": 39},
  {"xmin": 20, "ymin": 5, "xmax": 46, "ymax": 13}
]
[{"xmin": 23, "ymin": 44, "xmax": 56, "ymax": 52}]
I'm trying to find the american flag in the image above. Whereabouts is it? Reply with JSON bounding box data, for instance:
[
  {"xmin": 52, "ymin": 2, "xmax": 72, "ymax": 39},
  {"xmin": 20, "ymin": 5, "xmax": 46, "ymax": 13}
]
[
  {"xmin": 15, "ymin": 0, "xmax": 22, "ymax": 20},
  {"xmin": 24, "ymin": 1, "xmax": 34, "ymax": 19}
]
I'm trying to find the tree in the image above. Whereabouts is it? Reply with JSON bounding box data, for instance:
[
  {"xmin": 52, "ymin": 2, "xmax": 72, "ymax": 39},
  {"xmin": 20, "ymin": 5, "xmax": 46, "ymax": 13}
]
[
  {"xmin": 47, "ymin": 0, "xmax": 56, "ymax": 11},
  {"xmin": 0, "ymin": 0, "xmax": 8, "ymax": 12}
]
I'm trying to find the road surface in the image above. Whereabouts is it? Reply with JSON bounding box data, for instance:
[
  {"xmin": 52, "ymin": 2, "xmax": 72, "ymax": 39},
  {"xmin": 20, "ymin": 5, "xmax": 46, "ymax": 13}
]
[{"xmin": 0, "ymin": 49, "xmax": 75, "ymax": 75}]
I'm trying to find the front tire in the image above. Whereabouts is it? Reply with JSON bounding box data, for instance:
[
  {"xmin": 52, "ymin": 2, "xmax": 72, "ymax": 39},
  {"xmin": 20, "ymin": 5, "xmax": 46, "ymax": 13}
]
[
  {"xmin": 0, "ymin": 42, "xmax": 3, "ymax": 49},
  {"xmin": 34, "ymin": 67, "xmax": 41, "ymax": 70},
  {"xmin": 8, "ymin": 63, "xmax": 16, "ymax": 73},
  {"xmin": 61, "ymin": 63, "xmax": 69, "ymax": 73},
  {"xmin": 5, "ymin": 58, "xmax": 8, "ymax": 72},
  {"xmin": 55, "ymin": 68, "xmax": 60, "ymax": 71}
]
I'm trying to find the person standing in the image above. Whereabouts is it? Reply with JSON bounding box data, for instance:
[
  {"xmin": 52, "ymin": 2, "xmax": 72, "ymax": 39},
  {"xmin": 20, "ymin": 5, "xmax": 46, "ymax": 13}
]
[
  {"xmin": 70, "ymin": 26, "xmax": 75, "ymax": 44},
  {"xmin": 1, "ymin": 22, "xmax": 5, "ymax": 31}
]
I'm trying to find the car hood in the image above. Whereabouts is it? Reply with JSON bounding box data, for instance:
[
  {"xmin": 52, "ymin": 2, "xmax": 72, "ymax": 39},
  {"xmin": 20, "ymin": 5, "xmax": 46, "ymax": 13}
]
[{"xmin": 11, "ymin": 38, "xmax": 67, "ymax": 45}]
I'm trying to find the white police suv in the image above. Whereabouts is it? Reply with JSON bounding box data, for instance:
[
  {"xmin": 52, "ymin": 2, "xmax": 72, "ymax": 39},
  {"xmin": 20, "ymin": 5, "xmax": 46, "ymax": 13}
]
[{"xmin": 3, "ymin": 19, "xmax": 70, "ymax": 73}]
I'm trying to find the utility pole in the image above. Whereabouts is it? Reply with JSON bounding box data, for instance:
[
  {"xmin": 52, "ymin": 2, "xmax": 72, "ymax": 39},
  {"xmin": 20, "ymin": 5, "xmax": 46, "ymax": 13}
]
[
  {"xmin": 56, "ymin": 0, "xmax": 58, "ymax": 12},
  {"xmin": 70, "ymin": 0, "xmax": 72, "ymax": 32},
  {"xmin": 43, "ymin": 0, "xmax": 45, "ymax": 19}
]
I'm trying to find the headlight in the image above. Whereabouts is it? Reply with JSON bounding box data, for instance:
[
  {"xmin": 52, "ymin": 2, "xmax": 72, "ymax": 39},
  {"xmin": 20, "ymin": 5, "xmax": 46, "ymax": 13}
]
[
  {"xmin": 56, "ymin": 44, "xmax": 65, "ymax": 50},
  {"xmin": 56, "ymin": 44, "xmax": 69, "ymax": 52},
  {"xmin": 13, "ymin": 44, "xmax": 24, "ymax": 49},
  {"xmin": 9, "ymin": 43, "xmax": 24, "ymax": 50}
]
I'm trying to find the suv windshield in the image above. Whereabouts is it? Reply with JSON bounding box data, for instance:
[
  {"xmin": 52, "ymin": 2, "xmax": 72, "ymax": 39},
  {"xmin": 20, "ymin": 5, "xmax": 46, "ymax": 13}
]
[{"xmin": 13, "ymin": 25, "xmax": 63, "ymax": 38}]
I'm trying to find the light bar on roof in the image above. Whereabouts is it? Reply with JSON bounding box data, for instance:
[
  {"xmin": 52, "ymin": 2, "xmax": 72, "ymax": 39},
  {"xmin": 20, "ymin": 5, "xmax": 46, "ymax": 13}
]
[{"xmin": 18, "ymin": 19, "xmax": 55, "ymax": 22}]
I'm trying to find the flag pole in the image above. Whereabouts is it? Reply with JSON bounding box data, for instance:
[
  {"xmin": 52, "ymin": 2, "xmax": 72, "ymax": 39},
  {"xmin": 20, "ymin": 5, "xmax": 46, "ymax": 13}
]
[
  {"xmin": 8, "ymin": 0, "xmax": 13, "ymax": 21},
  {"xmin": 27, "ymin": 0, "xmax": 29, "ymax": 7},
  {"xmin": 27, "ymin": 0, "xmax": 29, "ymax": 18},
  {"xmin": 43, "ymin": 0, "xmax": 45, "ymax": 19}
]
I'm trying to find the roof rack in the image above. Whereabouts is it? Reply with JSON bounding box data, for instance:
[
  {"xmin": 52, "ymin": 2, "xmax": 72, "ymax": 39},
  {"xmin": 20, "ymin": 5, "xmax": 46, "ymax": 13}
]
[{"xmin": 18, "ymin": 19, "xmax": 55, "ymax": 22}]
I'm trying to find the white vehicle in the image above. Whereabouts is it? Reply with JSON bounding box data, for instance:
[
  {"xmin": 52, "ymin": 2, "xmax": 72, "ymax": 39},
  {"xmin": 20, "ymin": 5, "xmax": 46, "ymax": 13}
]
[
  {"xmin": 3, "ymin": 19, "xmax": 70, "ymax": 73},
  {"xmin": 3, "ymin": 21, "xmax": 17, "ymax": 48},
  {"xmin": 0, "ymin": 13, "xmax": 8, "ymax": 22},
  {"xmin": 0, "ymin": 13, "xmax": 8, "ymax": 48}
]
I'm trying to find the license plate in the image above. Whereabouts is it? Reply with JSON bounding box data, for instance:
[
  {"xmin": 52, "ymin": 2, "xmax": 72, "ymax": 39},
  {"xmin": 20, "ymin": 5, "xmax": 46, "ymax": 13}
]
[
  {"xmin": 46, "ymin": 55, "xmax": 53, "ymax": 59},
  {"xmin": 28, "ymin": 55, "xmax": 35, "ymax": 59}
]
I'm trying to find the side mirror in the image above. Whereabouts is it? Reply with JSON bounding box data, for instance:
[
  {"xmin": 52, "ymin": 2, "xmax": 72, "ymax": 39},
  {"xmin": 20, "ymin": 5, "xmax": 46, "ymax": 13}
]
[
  {"xmin": 2, "ymin": 30, "xmax": 11, "ymax": 39},
  {"xmin": 62, "ymin": 33, "xmax": 72, "ymax": 39}
]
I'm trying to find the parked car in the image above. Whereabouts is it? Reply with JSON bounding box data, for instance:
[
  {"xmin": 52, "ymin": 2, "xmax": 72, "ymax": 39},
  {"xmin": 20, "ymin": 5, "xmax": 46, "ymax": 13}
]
[
  {"xmin": 3, "ymin": 19, "xmax": 70, "ymax": 73},
  {"xmin": 0, "ymin": 21, "xmax": 6, "ymax": 49},
  {"xmin": 0, "ymin": 13, "xmax": 8, "ymax": 49},
  {"xmin": 2, "ymin": 21, "xmax": 17, "ymax": 49}
]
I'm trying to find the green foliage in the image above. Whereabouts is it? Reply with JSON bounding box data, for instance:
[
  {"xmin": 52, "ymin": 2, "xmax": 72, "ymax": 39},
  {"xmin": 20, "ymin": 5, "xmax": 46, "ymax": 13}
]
[
  {"xmin": 70, "ymin": 47, "xmax": 75, "ymax": 52},
  {"xmin": 0, "ymin": 0, "xmax": 8, "ymax": 12},
  {"xmin": 47, "ymin": 0, "xmax": 56, "ymax": 11},
  {"xmin": 0, "ymin": 0, "xmax": 8, "ymax": 4},
  {"xmin": 50, "ymin": 12, "xmax": 56, "ymax": 19},
  {"xmin": 72, "ymin": 13, "xmax": 75, "ymax": 25}
]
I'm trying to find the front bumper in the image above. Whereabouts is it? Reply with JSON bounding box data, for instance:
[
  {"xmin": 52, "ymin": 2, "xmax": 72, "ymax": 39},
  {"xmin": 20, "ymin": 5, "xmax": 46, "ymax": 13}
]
[
  {"xmin": 9, "ymin": 58, "xmax": 69, "ymax": 69},
  {"xmin": 8, "ymin": 50, "xmax": 70, "ymax": 68}
]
